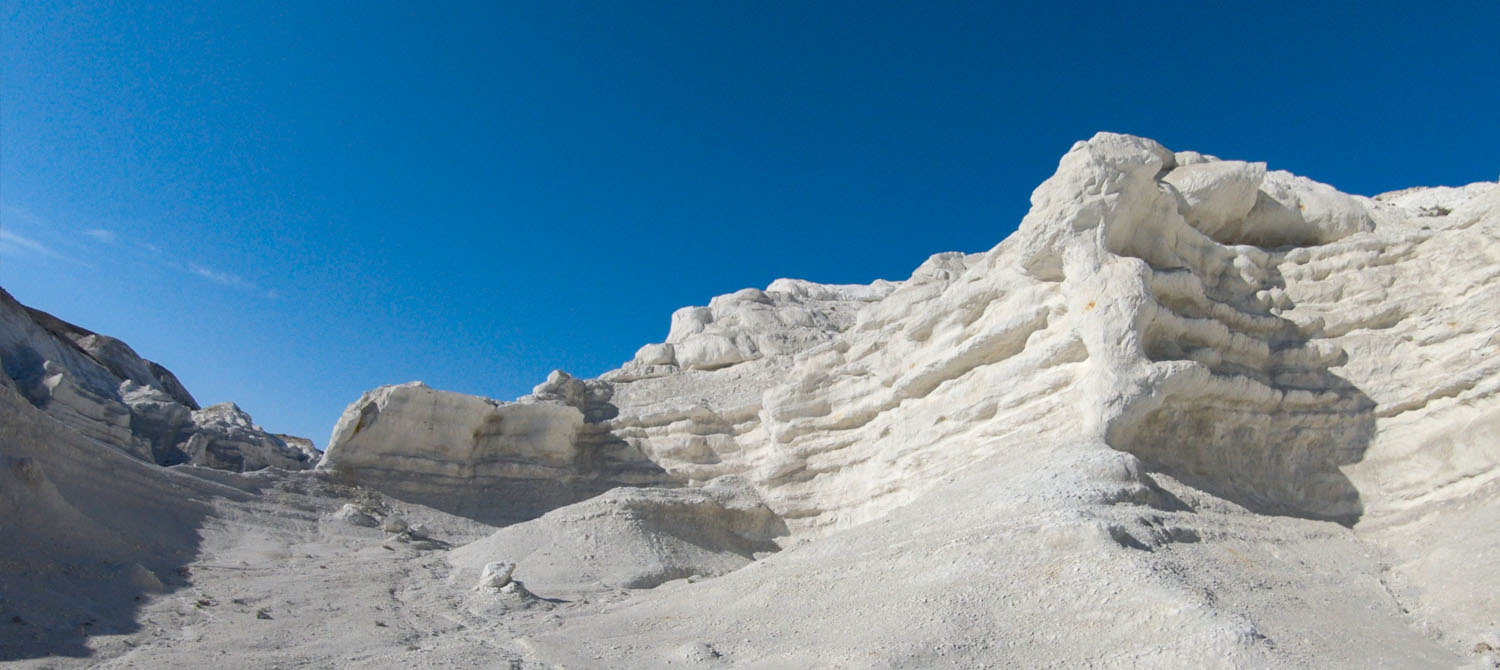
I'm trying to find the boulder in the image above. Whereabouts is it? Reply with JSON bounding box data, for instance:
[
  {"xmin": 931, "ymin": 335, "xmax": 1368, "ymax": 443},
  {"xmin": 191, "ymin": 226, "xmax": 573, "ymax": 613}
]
[
  {"xmin": 477, "ymin": 561, "xmax": 516, "ymax": 590},
  {"xmin": 335, "ymin": 503, "xmax": 379, "ymax": 528}
]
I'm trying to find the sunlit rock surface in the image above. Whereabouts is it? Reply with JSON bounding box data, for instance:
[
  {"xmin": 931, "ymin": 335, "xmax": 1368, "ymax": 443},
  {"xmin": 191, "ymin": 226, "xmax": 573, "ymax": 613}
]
[
  {"xmin": 5, "ymin": 134, "xmax": 1499, "ymax": 668},
  {"xmin": 317, "ymin": 378, "xmax": 673, "ymax": 525}
]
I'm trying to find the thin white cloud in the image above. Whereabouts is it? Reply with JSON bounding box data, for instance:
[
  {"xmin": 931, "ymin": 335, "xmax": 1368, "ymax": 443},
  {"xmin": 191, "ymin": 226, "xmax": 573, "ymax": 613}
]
[
  {"xmin": 0, "ymin": 229, "xmax": 91, "ymax": 267},
  {"xmin": 4, "ymin": 203, "xmax": 282, "ymax": 300},
  {"xmin": 84, "ymin": 228, "xmax": 117, "ymax": 244},
  {"xmin": 188, "ymin": 261, "xmax": 253, "ymax": 289},
  {"xmin": 186, "ymin": 261, "xmax": 283, "ymax": 300},
  {"xmin": 1, "ymin": 205, "xmax": 41, "ymax": 224}
]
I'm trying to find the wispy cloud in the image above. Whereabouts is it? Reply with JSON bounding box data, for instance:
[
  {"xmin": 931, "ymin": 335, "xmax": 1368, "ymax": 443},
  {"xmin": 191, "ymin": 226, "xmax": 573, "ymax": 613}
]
[
  {"xmin": 0, "ymin": 229, "xmax": 91, "ymax": 267},
  {"xmin": 5, "ymin": 204, "xmax": 281, "ymax": 300},
  {"xmin": 188, "ymin": 261, "xmax": 281, "ymax": 300},
  {"xmin": 188, "ymin": 262, "xmax": 251, "ymax": 288},
  {"xmin": 84, "ymin": 228, "xmax": 117, "ymax": 244}
]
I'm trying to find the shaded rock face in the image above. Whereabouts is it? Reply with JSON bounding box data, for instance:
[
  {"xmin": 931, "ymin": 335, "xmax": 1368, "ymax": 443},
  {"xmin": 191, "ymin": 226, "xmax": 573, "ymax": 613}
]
[
  {"xmin": 0, "ymin": 289, "xmax": 315, "ymax": 472},
  {"xmin": 274, "ymin": 434, "xmax": 322, "ymax": 465},
  {"xmin": 18, "ymin": 303, "xmax": 200, "ymax": 410},
  {"xmin": 182, "ymin": 403, "xmax": 317, "ymax": 471},
  {"xmin": 0, "ymin": 382, "xmax": 220, "ymax": 659},
  {"xmin": 324, "ymin": 133, "xmax": 1499, "ymax": 546}
]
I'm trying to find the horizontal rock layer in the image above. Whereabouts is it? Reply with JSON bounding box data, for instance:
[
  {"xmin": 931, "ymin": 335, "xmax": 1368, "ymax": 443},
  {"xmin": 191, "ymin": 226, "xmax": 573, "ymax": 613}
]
[{"xmin": 318, "ymin": 378, "xmax": 672, "ymax": 525}]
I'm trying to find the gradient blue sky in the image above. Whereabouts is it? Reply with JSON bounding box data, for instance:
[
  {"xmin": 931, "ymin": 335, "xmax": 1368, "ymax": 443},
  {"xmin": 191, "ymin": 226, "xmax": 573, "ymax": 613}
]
[{"xmin": 3, "ymin": 1, "xmax": 1496, "ymax": 446}]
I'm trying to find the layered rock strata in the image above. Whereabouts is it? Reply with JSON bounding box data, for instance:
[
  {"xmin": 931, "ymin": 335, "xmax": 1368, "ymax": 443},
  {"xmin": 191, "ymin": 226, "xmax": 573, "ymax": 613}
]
[
  {"xmin": 325, "ymin": 133, "xmax": 1499, "ymax": 546},
  {"xmin": 0, "ymin": 289, "xmax": 315, "ymax": 471},
  {"xmin": 5, "ymin": 133, "xmax": 1499, "ymax": 667},
  {"xmin": 318, "ymin": 377, "xmax": 672, "ymax": 525}
]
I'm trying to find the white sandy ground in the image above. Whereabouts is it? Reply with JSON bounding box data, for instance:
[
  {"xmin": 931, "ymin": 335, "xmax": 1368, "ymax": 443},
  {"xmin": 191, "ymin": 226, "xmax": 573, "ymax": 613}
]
[
  {"xmin": 3, "ymin": 448, "xmax": 1491, "ymax": 669},
  {"xmin": 4, "ymin": 133, "xmax": 1500, "ymax": 668}
]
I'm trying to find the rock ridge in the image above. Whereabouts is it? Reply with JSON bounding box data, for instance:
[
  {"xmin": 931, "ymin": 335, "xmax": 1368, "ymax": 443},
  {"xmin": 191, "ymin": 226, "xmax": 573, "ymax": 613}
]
[{"xmin": 0, "ymin": 288, "xmax": 316, "ymax": 471}]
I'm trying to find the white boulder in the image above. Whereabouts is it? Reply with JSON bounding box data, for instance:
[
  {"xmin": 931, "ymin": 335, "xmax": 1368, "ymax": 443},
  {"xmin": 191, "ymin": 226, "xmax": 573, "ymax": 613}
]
[{"xmin": 477, "ymin": 561, "xmax": 516, "ymax": 590}]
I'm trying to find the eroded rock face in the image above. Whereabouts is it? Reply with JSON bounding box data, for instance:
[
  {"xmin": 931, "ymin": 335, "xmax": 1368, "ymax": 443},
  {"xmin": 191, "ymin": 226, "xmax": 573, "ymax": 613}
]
[
  {"xmin": 0, "ymin": 289, "xmax": 315, "ymax": 472},
  {"xmin": 324, "ymin": 133, "xmax": 1499, "ymax": 548},
  {"xmin": 476, "ymin": 137, "xmax": 1497, "ymax": 666},
  {"xmin": 318, "ymin": 381, "xmax": 672, "ymax": 525},
  {"xmin": 6, "ymin": 134, "xmax": 1499, "ymax": 668},
  {"xmin": 596, "ymin": 133, "xmax": 1495, "ymax": 534},
  {"xmin": 182, "ymin": 403, "xmax": 316, "ymax": 472},
  {"xmin": 318, "ymin": 282, "xmax": 898, "ymax": 525},
  {"xmin": 614, "ymin": 279, "xmax": 895, "ymax": 376}
]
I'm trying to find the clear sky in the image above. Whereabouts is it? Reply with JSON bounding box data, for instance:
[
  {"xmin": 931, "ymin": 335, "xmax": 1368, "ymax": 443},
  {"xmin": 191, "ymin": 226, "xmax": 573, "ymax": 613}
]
[{"xmin": 2, "ymin": 1, "xmax": 1496, "ymax": 446}]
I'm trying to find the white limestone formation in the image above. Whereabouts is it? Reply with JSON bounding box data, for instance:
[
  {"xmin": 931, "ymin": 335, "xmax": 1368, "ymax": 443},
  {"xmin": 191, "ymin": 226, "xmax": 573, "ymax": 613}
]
[
  {"xmin": 5, "ymin": 133, "xmax": 1499, "ymax": 668},
  {"xmin": 275, "ymin": 434, "xmax": 323, "ymax": 465},
  {"xmin": 615, "ymin": 279, "xmax": 894, "ymax": 376},
  {"xmin": 559, "ymin": 133, "xmax": 1495, "ymax": 537},
  {"xmin": 183, "ymin": 402, "xmax": 316, "ymax": 472},
  {"xmin": 306, "ymin": 133, "xmax": 1499, "ymax": 667},
  {"xmin": 318, "ymin": 379, "xmax": 672, "ymax": 525}
]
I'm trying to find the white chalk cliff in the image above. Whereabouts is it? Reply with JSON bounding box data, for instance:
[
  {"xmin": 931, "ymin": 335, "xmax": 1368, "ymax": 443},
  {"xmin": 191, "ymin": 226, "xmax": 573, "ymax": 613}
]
[{"xmin": 4, "ymin": 133, "xmax": 1499, "ymax": 668}]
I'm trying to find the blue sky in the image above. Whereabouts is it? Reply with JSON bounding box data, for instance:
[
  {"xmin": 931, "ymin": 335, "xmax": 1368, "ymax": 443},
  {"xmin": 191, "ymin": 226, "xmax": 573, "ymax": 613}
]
[{"xmin": 2, "ymin": 1, "xmax": 1496, "ymax": 446}]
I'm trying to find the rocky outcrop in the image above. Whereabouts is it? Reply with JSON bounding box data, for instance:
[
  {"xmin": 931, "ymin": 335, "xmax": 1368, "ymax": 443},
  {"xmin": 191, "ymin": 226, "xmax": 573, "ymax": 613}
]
[
  {"xmin": 17, "ymin": 302, "xmax": 200, "ymax": 410},
  {"xmin": 0, "ymin": 289, "xmax": 315, "ymax": 472},
  {"xmin": 274, "ymin": 434, "xmax": 322, "ymax": 465},
  {"xmin": 6, "ymin": 134, "xmax": 1500, "ymax": 668},
  {"xmin": 611, "ymin": 279, "xmax": 894, "ymax": 377},
  {"xmin": 1012, "ymin": 135, "xmax": 1377, "ymax": 524},
  {"xmin": 589, "ymin": 134, "xmax": 1496, "ymax": 536},
  {"xmin": 318, "ymin": 379, "xmax": 672, "ymax": 525},
  {"xmin": 320, "ymin": 281, "xmax": 897, "ymax": 525},
  {"xmin": 486, "ymin": 135, "xmax": 1498, "ymax": 667},
  {"xmin": 181, "ymin": 402, "xmax": 316, "ymax": 471},
  {"xmin": 325, "ymin": 133, "xmax": 1499, "ymax": 544}
]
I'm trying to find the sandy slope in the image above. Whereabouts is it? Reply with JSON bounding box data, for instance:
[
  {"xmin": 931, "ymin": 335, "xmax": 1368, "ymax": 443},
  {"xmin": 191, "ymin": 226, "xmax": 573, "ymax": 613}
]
[{"xmin": 8, "ymin": 449, "xmax": 1478, "ymax": 668}]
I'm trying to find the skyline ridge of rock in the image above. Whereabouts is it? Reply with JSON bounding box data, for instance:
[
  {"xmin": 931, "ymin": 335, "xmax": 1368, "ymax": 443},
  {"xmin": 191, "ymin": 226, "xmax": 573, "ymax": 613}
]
[{"xmin": 0, "ymin": 287, "xmax": 318, "ymax": 471}]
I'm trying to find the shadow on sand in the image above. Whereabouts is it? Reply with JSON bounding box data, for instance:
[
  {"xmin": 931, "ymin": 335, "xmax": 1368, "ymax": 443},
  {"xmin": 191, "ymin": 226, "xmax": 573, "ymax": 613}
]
[{"xmin": 0, "ymin": 387, "xmax": 243, "ymax": 661}]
